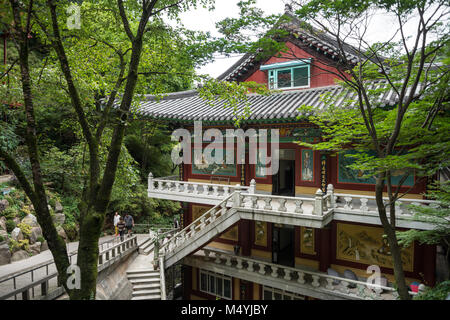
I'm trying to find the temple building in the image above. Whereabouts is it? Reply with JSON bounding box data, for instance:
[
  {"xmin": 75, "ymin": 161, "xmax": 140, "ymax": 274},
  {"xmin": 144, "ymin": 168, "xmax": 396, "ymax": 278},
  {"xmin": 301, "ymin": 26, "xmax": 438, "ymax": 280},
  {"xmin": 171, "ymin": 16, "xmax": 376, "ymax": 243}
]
[{"xmin": 138, "ymin": 10, "xmax": 440, "ymax": 300}]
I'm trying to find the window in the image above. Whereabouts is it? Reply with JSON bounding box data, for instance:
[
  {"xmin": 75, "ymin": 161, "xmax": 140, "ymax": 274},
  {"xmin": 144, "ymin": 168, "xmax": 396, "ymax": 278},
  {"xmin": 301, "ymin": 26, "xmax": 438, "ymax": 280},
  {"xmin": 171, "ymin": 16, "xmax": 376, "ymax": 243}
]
[
  {"xmin": 262, "ymin": 60, "xmax": 311, "ymax": 90},
  {"xmin": 199, "ymin": 270, "xmax": 232, "ymax": 299},
  {"xmin": 262, "ymin": 286, "xmax": 306, "ymax": 300}
]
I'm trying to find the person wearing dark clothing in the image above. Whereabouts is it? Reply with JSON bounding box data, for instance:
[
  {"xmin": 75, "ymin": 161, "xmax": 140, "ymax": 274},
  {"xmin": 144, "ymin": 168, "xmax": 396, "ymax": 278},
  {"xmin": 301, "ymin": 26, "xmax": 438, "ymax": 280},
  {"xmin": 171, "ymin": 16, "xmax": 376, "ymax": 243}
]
[
  {"xmin": 124, "ymin": 214, "xmax": 134, "ymax": 237},
  {"xmin": 117, "ymin": 217, "xmax": 126, "ymax": 242}
]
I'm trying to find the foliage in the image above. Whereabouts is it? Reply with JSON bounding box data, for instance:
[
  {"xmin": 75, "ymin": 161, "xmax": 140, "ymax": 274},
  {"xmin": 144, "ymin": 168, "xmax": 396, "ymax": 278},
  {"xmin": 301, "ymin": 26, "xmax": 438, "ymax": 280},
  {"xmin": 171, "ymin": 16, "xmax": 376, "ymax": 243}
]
[
  {"xmin": 5, "ymin": 220, "xmax": 16, "ymax": 233},
  {"xmin": 17, "ymin": 222, "xmax": 32, "ymax": 238},
  {"xmin": 414, "ymin": 280, "xmax": 450, "ymax": 300},
  {"xmin": 0, "ymin": 235, "xmax": 4, "ymax": 242},
  {"xmin": 37, "ymin": 236, "xmax": 45, "ymax": 243},
  {"xmin": 0, "ymin": 207, "xmax": 17, "ymax": 220},
  {"xmin": 9, "ymin": 239, "xmax": 29, "ymax": 253}
]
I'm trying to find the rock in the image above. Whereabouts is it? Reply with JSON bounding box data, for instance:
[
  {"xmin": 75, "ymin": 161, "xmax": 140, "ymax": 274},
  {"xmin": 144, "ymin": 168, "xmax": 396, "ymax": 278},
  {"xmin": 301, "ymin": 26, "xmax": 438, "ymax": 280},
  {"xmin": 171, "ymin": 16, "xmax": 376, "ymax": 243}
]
[
  {"xmin": 11, "ymin": 250, "xmax": 29, "ymax": 262},
  {"xmin": 327, "ymin": 268, "xmax": 341, "ymax": 285},
  {"xmin": 343, "ymin": 269, "xmax": 358, "ymax": 288},
  {"xmin": 52, "ymin": 213, "xmax": 66, "ymax": 226},
  {"xmin": 13, "ymin": 217, "xmax": 20, "ymax": 226},
  {"xmin": 40, "ymin": 240, "xmax": 49, "ymax": 252},
  {"xmin": 0, "ymin": 216, "xmax": 6, "ymax": 230},
  {"xmin": 11, "ymin": 227, "xmax": 23, "ymax": 241},
  {"xmin": 55, "ymin": 201, "xmax": 63, "ymax": 213},
  {"xmin": 29, "ymin": 242, "xmax": 41, "ymax": 255},
  {"xmin": 0, "ymin": 199, "xmax": 9, "ymax": 213},
  {"xmin": 0, "ymin": 229, "xmax": 8, "ymax": 240},
  {"xmin": 57, "ymin": 226, "xmax": 67, "ymax": 241},
  {"xmin": 21, "ymin": 214, "xmax": 39, "ymax": 228},
  {"xmin": 29, "ymin": 227, "xmax": 43, "ymax": 244},
  {"xmin": 0, "ymin": 243, "xmax": 11, "ymax": 265}
]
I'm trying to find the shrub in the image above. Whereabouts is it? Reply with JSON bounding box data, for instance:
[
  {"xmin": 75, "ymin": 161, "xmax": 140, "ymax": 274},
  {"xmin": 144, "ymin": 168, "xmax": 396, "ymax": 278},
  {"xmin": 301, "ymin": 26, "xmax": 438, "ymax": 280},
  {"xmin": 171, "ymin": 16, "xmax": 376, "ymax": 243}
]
[
  {"xmin": 62, "ymin": 223, "xmax": 78, "ymax": 241},
  {"xmin": 37, "ymin": 236, "xmax": 45, "ymax": 243},
  {"xmin": 1, "ymin": 207, "xmax": 17, "ymax": 220},
  {"xmin": 5, "ymin": 220, "xmax": 16, "ymax": 233},
  {"xmin": 9, "ymin": 239, "xmax": 29, "ymax": 253},
  {"xmin": 0, "ymin": 235, "xmax": 4, "ymax": 242},
  {"xmin": 17, "ymin": 222, "xmax": 32, "ymax": 238}
]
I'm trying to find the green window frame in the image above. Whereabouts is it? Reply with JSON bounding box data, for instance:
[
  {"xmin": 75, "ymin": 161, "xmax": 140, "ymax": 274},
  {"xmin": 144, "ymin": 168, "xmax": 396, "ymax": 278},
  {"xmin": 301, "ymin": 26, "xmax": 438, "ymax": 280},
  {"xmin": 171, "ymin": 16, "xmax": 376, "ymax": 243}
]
[{"xmin": 268, "ymin": 65, "xmax": 310, "ymax": 90}]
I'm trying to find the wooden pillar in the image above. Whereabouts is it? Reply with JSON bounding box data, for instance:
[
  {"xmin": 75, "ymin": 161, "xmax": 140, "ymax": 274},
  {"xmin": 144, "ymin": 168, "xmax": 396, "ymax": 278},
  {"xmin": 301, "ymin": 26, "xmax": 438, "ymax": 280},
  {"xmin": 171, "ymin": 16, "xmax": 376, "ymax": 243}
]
[
  {"xmin": 422, "ymin": 244, "xmax": 436, "ymax": 286},
  {"xmin": 239, "ymin": 220, "xmax": 251, "ymax": 256},
  {"xmin": 183, "ymin": 266, "xmax": 192, "ymax": 300},
  {"xmin": 318, "ymin": 227, "xmax": 332, "ymax": 272}
]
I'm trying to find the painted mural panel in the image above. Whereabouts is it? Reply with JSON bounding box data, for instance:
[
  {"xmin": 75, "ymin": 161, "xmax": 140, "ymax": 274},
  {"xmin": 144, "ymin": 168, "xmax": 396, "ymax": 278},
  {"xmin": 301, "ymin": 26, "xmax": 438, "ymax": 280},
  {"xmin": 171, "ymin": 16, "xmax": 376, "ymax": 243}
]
[
  {"xmin": 301, "ymin": 149, "xmax": 314, "ymax": 182},
  {"xmin": 192, "ymin": 148, "xmax": 237, "ymax": 176},
  {"xmin": 337, "ymin": 151, "xmax": 414, "ymax": 186},
  {"xmin": 300, "ymin": 227, "xmax": 316, "ymax": 255},
  {"xmin": 254, "ymin": 221, "xmax": 267, "ymax": 247},
  {"xmin": 336, "ymin": 223, "xmax": 414, "ymax": 272}
]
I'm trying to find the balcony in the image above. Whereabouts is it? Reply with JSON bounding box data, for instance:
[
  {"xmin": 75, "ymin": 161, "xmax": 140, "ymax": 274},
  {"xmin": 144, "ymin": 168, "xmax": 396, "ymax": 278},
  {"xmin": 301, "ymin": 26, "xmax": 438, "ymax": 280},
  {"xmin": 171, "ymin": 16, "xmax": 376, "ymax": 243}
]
[
  {"xmin": 183, "ymin": 247, "xmax": 417, "ymax": 300},
  {"xmin": 148, "ymin": 173, "xmax": 439, "ymax": 230}
]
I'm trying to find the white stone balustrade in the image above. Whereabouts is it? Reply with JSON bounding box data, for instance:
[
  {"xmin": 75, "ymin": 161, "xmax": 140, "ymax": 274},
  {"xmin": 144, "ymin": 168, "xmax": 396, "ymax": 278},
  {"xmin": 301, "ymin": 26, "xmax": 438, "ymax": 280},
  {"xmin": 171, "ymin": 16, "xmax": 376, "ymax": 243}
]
[{"xmin": 197, "ymin": 248, "xmax": 409, "ymax": 300}]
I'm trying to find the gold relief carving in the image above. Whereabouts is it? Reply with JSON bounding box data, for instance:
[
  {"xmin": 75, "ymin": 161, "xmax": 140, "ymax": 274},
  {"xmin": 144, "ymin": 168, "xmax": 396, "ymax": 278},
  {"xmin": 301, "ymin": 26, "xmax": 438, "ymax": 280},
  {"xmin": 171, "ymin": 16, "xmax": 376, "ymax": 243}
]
[
  {"xmin": 192, "ymin": 205, "xmax": 210, "ymax": 222},
  {"xmin": 336, "ymin": 223, "xmax": 414, "ymax": 272},
  {"xmin": 220, "ymin": 226, "xmax": 238, "ymax": 241},
  {"xmin": 300, "ymin": 227, "xmax": 316, "ymax": 255},
  {"xmin": 254, "ymin": 221, "xmax": 267, "ymax": 247}
]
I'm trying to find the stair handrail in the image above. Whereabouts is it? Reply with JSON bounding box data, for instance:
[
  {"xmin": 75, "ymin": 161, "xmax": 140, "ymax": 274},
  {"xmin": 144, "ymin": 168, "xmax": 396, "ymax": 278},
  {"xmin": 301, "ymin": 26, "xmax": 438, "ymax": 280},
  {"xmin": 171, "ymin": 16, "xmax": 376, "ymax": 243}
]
[
  {"xmin": 159, "ymin": 256, "xmax": 167, "ymax": 300},
  {"xmin": 158, "ymin": 192, "xmax": 237, "ymax": 257}
]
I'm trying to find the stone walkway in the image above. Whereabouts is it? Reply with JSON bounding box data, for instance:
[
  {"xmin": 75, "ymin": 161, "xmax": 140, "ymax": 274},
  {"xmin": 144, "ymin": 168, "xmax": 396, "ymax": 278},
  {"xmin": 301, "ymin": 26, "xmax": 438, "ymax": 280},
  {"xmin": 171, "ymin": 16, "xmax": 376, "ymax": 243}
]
[{"xmin": 0, "ymin": 234, "xmax": 150, "ymax": 300}]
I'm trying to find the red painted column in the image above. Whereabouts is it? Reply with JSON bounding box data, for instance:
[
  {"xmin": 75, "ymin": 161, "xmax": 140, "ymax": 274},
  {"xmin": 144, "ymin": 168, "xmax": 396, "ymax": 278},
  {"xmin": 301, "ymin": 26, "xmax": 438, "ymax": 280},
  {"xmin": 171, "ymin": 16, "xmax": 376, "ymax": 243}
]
[
  {"xmin": 422, "ymin": 244, "xmax": 436, "ymax": 286},
  {"xmin": 319, "ymin": 227, "xmax": 332, "ymax": 272}
]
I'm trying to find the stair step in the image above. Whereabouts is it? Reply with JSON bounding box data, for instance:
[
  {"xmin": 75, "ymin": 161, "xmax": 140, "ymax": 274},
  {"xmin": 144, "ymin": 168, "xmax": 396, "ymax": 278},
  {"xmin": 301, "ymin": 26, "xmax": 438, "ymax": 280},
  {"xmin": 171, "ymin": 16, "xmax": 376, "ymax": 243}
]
[
  {"xmin": 127, "ymin": 272, "xmax": 159, "ymax": 279},
  {"xmin": 133, "ymin": 283, "xmax": 160, "ymax": 290},
  {"xmin": 132, "ymin": 288, "xmax": 161, "ymax": 296},
  {"xmin": 129, "ymin": 278, "xmax": 160, "ymax": 285},
  {"xmin": 127, "ymin": 269, "xmax": 157, "ymax": 275},
  {"xmin": 131, "ymin": 294, "xmax": 161, "ymax": 300}
]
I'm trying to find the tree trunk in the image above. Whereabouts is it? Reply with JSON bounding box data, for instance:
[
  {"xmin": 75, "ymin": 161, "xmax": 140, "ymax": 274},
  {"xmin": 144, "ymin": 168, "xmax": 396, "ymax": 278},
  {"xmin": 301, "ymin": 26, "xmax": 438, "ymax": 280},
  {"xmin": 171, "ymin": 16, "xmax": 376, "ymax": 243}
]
[{"xmin": 375, "ymin": 174, "xmax": 411, "ymax": 300}]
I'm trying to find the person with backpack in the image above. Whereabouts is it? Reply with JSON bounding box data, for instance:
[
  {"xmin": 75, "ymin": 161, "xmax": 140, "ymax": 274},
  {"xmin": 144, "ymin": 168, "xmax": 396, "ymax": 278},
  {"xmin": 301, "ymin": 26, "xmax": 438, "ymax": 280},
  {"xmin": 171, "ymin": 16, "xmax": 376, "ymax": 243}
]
[
  {"xmin": 117, "ymin": 216, "xmax": 126, "ymax": 242},
  {"xmin": 124, "ymin": 213, "xmax": 134, "ymax": 237}
]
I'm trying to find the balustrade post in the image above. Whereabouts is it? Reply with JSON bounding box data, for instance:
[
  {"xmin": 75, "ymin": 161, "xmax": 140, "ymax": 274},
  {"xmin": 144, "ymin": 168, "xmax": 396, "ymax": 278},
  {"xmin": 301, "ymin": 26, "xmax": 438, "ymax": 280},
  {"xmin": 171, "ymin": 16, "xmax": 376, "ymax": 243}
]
[
  {"xmin": 225, "ymin": 256, "xmax": 232, "ymax": 266},
  {"xmin": 278, "ymin": 198, "xmax": 287, "ymax": 212},
  {"xmin": 258, "ymin": 263, "xmax": 266, "ymax": 275},
  {"xmin": 314, "ymin": 189, "xmax": 324, "ymax": 215},
  {"xmin": 284, "ymin": 270, "xmax": 291, "ymax": 281},
  {"xmin": 271, "ymin": 266, "xmax": 278, "ymax": 278},
  {"xmin": 233, "ymin": 191, "xmax": 241, "ymax": 207},
  {"xmin": 326, "ymin": 184, "xmax": 335, "ymax": 208},
  {"xmin": 360, "ymin": 198, "xmax": 369, "ymax": 211},
  {"xmin": 214, "ymin": 253, "xmax": 222, "ymax": 264},
  {"xmin": 249, "ymin": 179, "xmax": 256, "ymax": 194},
  {"xmin": 236, "ymin": 258, "xmax": 243, "ymax": 269},
  {"xmin": 223, "ymin": 186, "xmax": 230, "ymax": 196},
  {"xmin": 148, "ymin": 172, "xmax": 154, "ymax": 191},
  {"xmin": 325, "ymin": 278, "xmax": 334, "ymax": 290},
  {"xmin": 344, "ymin": 197, "xmax": 353, "ymax": 210},
  {"xmin": 213, "ymin": 186, "xmax": 219, "ymax": 196},
  {"xmin": 297, "ymin": 271, "xmax": 305, "ymax": 284},
  {"xmin": 294, "ymin": 200, "xmax": 303, "ymax": 213},
  {"xmin": 247, "ymin": 261, "xmax": 254, "ymax": 272},
  {"xmin": 311, "ymin": 275, "xmax": 320, "ymax": 287},
  {"xmin": 264, "ymin": 197, "xmax": 272, "ymax": 210},
  {"xmin": 193, "ymin": 184, "xmax": 198, "ymax": 194}
]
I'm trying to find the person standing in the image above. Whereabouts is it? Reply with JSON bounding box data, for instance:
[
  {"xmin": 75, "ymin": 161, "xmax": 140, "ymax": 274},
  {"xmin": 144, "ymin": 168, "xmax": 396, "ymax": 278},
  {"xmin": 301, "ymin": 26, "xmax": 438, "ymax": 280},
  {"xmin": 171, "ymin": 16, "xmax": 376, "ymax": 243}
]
[
  {"xmin": 124, "ymin": 213, "xmax": 134, "ymax": 237},
  {"xmin": 117, "ymin": 217, "xmax": 126, "ymax": 242},
  {"xmin": 113, "ymin": 212, "xmax": 121, "ymax": 237}
]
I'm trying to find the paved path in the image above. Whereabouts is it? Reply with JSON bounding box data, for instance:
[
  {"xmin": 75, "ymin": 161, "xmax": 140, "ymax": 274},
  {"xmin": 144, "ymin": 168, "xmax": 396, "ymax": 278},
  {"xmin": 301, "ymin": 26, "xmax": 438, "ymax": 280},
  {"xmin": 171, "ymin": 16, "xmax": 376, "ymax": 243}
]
[{"xmin": 0, "ymin": 234, "xmax": 149, "ymax": 300}]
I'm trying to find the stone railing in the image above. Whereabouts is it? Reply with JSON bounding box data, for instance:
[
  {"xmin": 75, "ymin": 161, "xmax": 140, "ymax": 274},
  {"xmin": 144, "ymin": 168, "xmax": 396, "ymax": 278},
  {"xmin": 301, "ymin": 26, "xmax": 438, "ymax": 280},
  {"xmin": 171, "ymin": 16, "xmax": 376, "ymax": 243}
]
[
  {"xmin": 148, "ymin": 172, "xmax": 252, "ymax": 201},
  {"xmin": 0, "ymin": 236, "xmax": 138, "ymax": 300},
  {"xmin": 199, "ymin": 248, "xmax": 415, "ymax": 300},
  {"xmin": 237, "ymin": 188, "xmax": 330, "ymax": 216},
  {"xmin": 159, "ymin": 193, "xmax": 235, "ymax": 258},
  {"xmin": 331, "ymin": 185, "xmax": 440, "ymax": 218},
  {"xmin": 97, "ymin": 235, "xmax": 138, "ymax": 270}
]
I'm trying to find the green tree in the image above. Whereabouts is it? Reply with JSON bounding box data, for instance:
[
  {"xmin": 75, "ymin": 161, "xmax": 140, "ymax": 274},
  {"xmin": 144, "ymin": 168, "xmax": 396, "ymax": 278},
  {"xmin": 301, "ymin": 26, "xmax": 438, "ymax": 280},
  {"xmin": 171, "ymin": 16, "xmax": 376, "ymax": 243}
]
[{"xmin": 0, "ymin": 0, "xmax": 215, "ymax": 299}]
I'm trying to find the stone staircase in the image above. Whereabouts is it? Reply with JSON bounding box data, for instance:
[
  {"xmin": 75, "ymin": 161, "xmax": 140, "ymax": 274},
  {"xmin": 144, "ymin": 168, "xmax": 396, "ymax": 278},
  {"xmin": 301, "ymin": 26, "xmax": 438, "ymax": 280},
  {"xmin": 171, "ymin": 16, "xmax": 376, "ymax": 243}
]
[
  {"xmin": 160, "ymin": 194, "xmax": 239, "ymax": 268},
  {"xmin": 138, "ymin": 237, "xmax": 154, "ymax": 256},
  {"xmin": 127, "ymin": 269, "xmax": 162, "ymax": 300}
]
